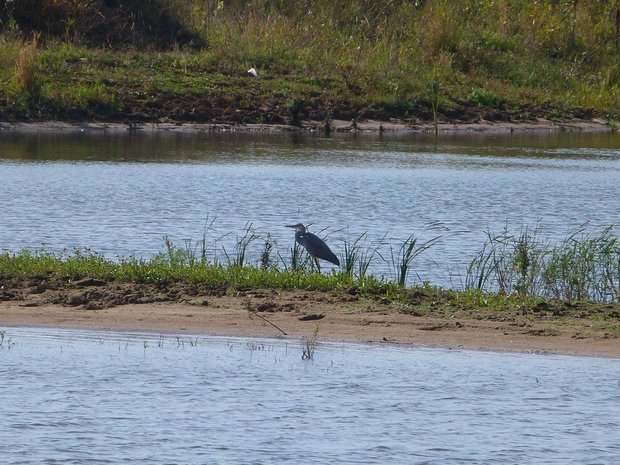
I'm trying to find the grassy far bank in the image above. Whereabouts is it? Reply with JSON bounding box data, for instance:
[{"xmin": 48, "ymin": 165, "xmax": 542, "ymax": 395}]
[{"xmin": 0, "ymin": 1, "xmax": 619, "ymax": 126}]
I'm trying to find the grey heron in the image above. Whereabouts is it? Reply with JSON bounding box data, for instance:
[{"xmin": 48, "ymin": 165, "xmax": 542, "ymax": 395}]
[{"xmin": 286, "ymin": 223, "xmax": 340, "ymax": 272}]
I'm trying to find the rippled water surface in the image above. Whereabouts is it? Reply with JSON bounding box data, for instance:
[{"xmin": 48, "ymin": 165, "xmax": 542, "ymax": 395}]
[
  {"xmin": 0, "ymin": 328, "xmax": 618, "ymax": 464},
  {"xmin": 0, "ymin": 130, "xmax": 618, "ymax": 286}
]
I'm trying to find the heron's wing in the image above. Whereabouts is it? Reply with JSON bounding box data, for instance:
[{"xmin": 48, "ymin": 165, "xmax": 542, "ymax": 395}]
[{"xmin": 302, "ymin": 233, "xmax": 340, "ymax": 266}]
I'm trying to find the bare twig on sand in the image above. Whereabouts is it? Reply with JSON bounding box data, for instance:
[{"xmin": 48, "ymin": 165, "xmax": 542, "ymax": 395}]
[{"xmin": 244, "ymin": 297, "xmax": 287, "ymax": 335}]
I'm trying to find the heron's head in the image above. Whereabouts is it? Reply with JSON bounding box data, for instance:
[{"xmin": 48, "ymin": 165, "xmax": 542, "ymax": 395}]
[{"xmin": 285, "ymin": 223, "xmax": 306, "ymax": 233}]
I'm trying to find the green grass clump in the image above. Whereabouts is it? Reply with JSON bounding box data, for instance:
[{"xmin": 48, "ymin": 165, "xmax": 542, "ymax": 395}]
[{"xmin": 0, "ymin": 248, "xmax": 396, "ymax": 296}]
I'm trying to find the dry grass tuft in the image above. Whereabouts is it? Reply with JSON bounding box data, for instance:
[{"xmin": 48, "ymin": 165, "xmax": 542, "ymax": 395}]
[{"xmin": 15, "ymin": 35, "xmax": 40, "ymax": 97}]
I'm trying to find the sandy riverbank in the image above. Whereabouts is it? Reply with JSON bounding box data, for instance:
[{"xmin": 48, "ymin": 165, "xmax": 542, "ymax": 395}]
[{"xmin": 1, "ymin": 288, "xmax": 618, "ymax": 358}]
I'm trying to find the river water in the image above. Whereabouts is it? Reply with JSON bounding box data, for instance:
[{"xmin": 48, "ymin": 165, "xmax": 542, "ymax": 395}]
[
  {"xmin": 0, "ymin": 328, "xmax": 618, "ymax": 464},
  {"xmin": 1, "ymin": 132, "xmax": 619, "ymax": 464},
  {"xmin": 0, "ymin": 130, "xmax": 619, "ymax": 286}
]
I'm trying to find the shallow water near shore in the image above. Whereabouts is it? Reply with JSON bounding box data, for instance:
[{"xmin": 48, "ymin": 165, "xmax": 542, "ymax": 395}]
[
  {"xmin": 0, "ymin": 130, "xmax": 618, "ymax": 286},
  {"xmin": 0, "ymin": 327, "xmax": 618, "ymax": 464}
]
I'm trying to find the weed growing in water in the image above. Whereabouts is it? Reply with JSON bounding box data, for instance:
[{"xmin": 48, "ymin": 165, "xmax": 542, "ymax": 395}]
[
  {"xmin": 0, "ymin": 331, "xmax": 16, "ymax": 350},
  {"xmin": 302, "ymin": 324, "xmax": 320, "ymax": 360}
]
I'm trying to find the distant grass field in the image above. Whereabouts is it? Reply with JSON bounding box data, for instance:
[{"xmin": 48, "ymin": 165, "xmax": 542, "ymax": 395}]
[{"xmin": 0, "ymin": 1, "xmax": 618, "ymax": 125}]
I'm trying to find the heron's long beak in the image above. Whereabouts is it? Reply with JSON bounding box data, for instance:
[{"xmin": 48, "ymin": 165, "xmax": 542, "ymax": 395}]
[{"xmin": 286, "ymin": 223, "xmax": 307, "ymax": 232}]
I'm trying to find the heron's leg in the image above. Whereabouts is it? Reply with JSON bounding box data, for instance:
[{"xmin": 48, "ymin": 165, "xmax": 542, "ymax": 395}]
[{"xmin": 314, "ymin": 257, "xmax": 321, "ymax": 274}]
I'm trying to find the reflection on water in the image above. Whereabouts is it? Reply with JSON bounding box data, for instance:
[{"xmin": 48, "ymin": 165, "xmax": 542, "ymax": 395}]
[
  {"xmin": 0, "ymin": 131, "xmax": 618, "ymax": 287},
  {"xmin": 0, "ymin": 130, "xmax": 618, "ymax": 163},
  {"xmin": 0, "ymin": 328, "xmax": 619, "ymax": 464}
]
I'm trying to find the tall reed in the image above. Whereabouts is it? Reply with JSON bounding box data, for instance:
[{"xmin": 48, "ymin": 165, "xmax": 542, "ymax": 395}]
[
  {"xmin": 341, "ymin": 231, "xmax": 376, "ymax": 279},
  {"xmin": 467, "ymin": 224, "xmax": 619, "ymax": 303},
  {"xmin": 199, "ymin": 214, "xmax": 217, "ymax": 264},
  {"xmin": 222, "ymin": 222, "xmax": 259, "ymax": 267},
  {"xmin": 278, "ymin": 240, "xmax": 311, "ymax": 273},
  {"xmin": 429, "ymin": 76, "xmax": 440, "ymax": 136},
  {"xmin": 466, "ymin": 224, "xmax": 548, "ymax": 296},
  {"xmin": 384, "ymin": 233, "xmax": 442, "ymax": 287},
  {"xmin": 543, "ymin": 226, "xmax": 619, "ymax": 303}
]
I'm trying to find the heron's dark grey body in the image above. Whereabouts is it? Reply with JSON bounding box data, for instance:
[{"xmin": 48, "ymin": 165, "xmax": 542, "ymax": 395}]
[{"xmin": 286, "ymin": 223, "xmax": 340, "ymax": 272}]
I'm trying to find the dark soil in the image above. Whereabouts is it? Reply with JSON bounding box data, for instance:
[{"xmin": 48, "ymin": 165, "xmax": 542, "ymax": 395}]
[{"xmin": 0, "ymin": 277, "xmax": 227, "ymax": 311}]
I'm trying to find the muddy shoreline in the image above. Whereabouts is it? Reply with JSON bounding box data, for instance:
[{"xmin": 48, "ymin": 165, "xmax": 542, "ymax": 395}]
[
  {"xmin": 1, "ymin": 278, "xmax": 618, "ymax": 357},
  {"xmin": 0, "ymin": 117, "xmax": 616, "ymax": 135}
]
